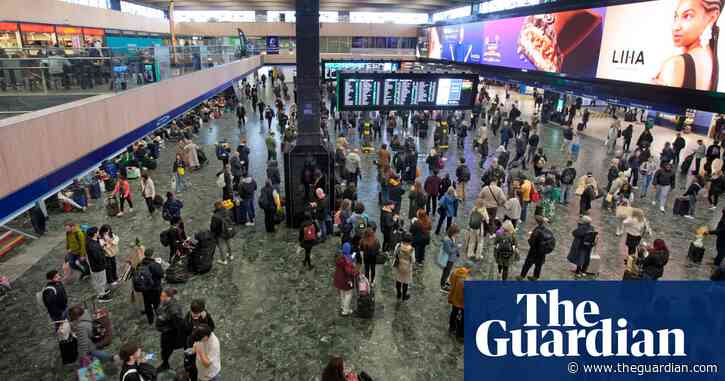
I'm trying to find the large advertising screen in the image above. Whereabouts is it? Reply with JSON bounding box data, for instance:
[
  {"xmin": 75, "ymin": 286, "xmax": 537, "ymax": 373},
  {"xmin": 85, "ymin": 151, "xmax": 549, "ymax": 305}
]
[
  {"xmin": 338, "ymin": 73, "xmax": 478, "ymax": 110},
  {"xmin": 421, "ymin": 0, "xmax": 725, "ymax": 93},
  {"xmin": 322, "ymin": 61, "xmax": 400, "ymax": 80}
]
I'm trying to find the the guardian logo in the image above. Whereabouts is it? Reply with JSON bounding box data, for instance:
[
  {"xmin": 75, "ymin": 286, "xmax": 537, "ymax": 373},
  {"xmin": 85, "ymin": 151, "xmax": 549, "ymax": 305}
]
[{"xmin": 475, "ymin": 289, "xmax": 686, "ymax": 358}]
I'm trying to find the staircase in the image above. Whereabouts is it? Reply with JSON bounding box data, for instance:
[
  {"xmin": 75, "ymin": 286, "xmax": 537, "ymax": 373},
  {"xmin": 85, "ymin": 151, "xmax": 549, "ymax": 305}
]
[{"xmin": 0, "ymin": 228, "xmax": 25, "ymax": 258}]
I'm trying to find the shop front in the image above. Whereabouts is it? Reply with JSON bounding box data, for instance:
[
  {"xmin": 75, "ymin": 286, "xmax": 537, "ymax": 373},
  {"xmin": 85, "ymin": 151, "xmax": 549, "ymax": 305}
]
[
  {"xmin": 20, "ymin": 23, "xmax": 55, "ymax": 50},
  {"xmin": 0, "ymin": 23, "xmax": 20, "ymax": 49},
  {"xmin": 55, "ymin": 26, "xmax": 83, "ymax": 50},
  {"xmin": 82, "ymin": 28, "xmax": 105, "ymax": 48}
]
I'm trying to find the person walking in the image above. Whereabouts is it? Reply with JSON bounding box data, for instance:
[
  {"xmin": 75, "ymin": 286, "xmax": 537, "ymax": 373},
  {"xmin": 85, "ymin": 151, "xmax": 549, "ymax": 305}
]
[
  {"xmin": 518, "ymin": 214, "xmax": 555, "ymax": 280},
  {"xmin": 360, "ymin": 228, "xmax": 381, "ymax": 285},
  {"xmin": 447, "ymin": 261, "xmax": 471, "ymax": 339},
  {"xmin": 694, "ymin": 140, "xmax": 706, "ymax": 174},
  {"xmin": 64, "ymin": 221, "xmax": 90, "ymax": 278},
  {"xmin": 238, "ymin": 172, "xmax": 258, "ymax": 226},
  {"xmin": 494, "ymin": 220, "xmax": 517, "ymax": 280},
  {"xmin": 455, "ymin": 158, "xmax": 471, "ymax": 201},
  {"xmin": 439, "ymin": 224, "xmax": 461, "ymax": 292},
  {"xmin": 639, "ymin": 155, "xmax": 658, "ymax": 198},
  {"xmin": 673, "ymin": 132, "xmax": 686, "ymax": 167},
  {"xmin": 567, "ymin": 215, "xmax": 597, "ymax": 277},
  {"xmin": 709, "ymin": 170, "xmax": 725, "ymax": 209},
  {"xmin": 137, "ymin": 248, "xmax": 163, "ymax": 325},
  {"xmin": 190, "ymin": 324, "xmax": 222, "ymax": 381},
  {"xmin": 99, "ymin": 224, "xmax": 119, "ymax": 286},
  {"xmin": 409, "ymin": 209, "xmax": 432, "ymax": 264},
  {"xmin": 173, "ymin": 154, "xmax": 187, "ymax": 193},
  {"xmin": 560, "ymin": 161, "xmax": 577, "ymax": 204},
  {"xmin": 653, "ymin": 163, "xmax": 676, "ymax": 213},
  {"xmin": 299, "ymin": 212, "xmax": 319, "ymax": 270},
  {"xmin": 435, "ymin": 187, "xmax": 458, "ymax": 235},
  {"xmin": 111, "ymin": 175, "xmax": 133, "ymax": 216},
  {"xmin": 236, "ymin": 101, "xmax": 246, "ymax": 127},
  {"xmin": 333, "ymin": 243, "xmax": 358, "ymax": 316},
  {"xmin": 710, "ymin": 210, "xmax": 725, "ymax": 266},
  {"xmin": 140, "ymin": 173, "xmax": 156, "ymax": 216},
  {"xmin": 86, "ymin": 227, "xmax": 112, "ymax": 302},
  {"xmin": 41, "ymin": 270, "xmax": 68, "ymax": 328},
  {"xmin": 464, "ymin": 199, "xmax": 489, "ymax": 260},
  {"xmin": 155, "ymin": 288, "xmax": 184, "ymax": 373},
  {"xmin": 393, "ymin": 233, "xmax": 415, "ymax": 301},
  {"xmin": 424, "ymin": 172, "xmax": 441, "ymax": 216},
  {"xmin": 621, "ymin": 208, "xmax": 650, "ymax": 256},
  {"xmin": 683, "ymin": 175, "xmax": 705, "ymax": 219},
  {"xmin": 210, "ymin": 201, "xmax": 234, "ymax": 265}
]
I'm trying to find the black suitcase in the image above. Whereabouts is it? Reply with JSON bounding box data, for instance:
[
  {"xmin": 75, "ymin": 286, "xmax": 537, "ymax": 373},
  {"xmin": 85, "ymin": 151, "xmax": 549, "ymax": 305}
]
[
  {"xmin": 166, "ymin": 256, "xmax": 190, "ymax": 283},
  {"xmin": 688, "ymin": 243, "xmax": 705, "ymax": 263},
  {"xmin": 356, "ymin": 292, "xmax": 375, "ymax": 319},
  {"xmin": 59, "ymin": 336, "xmax": 78, "ymax": 365},
  {"xmin": 673, "ymin": 197, "xmax": 690, "ymax": 216}
]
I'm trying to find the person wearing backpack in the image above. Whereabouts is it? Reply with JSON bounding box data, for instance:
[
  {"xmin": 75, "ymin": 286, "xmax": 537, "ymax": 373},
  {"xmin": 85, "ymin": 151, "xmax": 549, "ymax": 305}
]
[
  {"xmin": 435, "ymin": 187, "xmax": 458, "ymax": 236},
  {"xmin": 41, "ymin": 270, "xmax": 68, "ymax": 328},
  {"xmin": 156, "ymin": 288, "xmax": 185, "ymax": 373},
  {"xmin": 559, "ymin": 161, "xmax": 577, "ymax": 205},
  {"xmin": 347, "ymin": 202, "xmax": 369, "ymax": 252},
  {"xmin": 238, "ymin": 172, "xmax": 258, "ymax": 226},
  {"xmin": 567, "ymin": 215, "xmax": 597, "ymax": 277},
  {"xmin": 135, "ymin": 248, "xmax": 163, "ymax": 325},
  {"xmin": 210, "ymin": 201, "xmax": 234, "ymax": 265},
  {"xmin": 455, "ymin": 158, "xmax": 471, "ymax": 201},
  {"xmin": 464, "ymin": 199, "xmax": 489, "ymax": 260},
  {"xmin": 162, "ymin": 192, "xmax": 184, "ymax": 222},
  {"xmin": 494, "ymin": 220, "xmax": 518, "ymax": 280},
  {"xmin": 299, "ymin": 212, "xmax": 319, "ymax": 269},
  {"xmin": 258, "ymin": 180, "xmax": 277, "ymax": 233},
  {"xmin": 518, "ymin": 214, "xmax": 555, "ymax": 280},
  {"xmin": 64, "ymin": 221, "xmax": 90, "ymax": 278}
]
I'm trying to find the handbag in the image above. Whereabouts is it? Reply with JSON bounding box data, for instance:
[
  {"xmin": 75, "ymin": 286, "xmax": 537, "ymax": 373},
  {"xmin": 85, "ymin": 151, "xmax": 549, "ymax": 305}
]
[
  {"xmin": 177, "ymin": 167, "xmax": 185, "ymax": 176},
  {"xmin": 436, "ymin": 246, "xmax": 449, "ymax": 269},
  {"xmin": 376, "ymin": 252, "xmax": 388, "ymax": 265},
  {"xmin": 530, "ymin": 188, "xmax": 541, "ymax": 203}
]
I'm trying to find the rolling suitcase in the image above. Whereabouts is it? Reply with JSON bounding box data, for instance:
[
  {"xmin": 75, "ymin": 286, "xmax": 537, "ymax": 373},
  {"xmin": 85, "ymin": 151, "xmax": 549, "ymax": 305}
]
[
  {"xmin": 106, "ymin": 197, "xmax": 120, "ymax": 217},
  {"xmin": 688, "ymin": 243, "xmax": 705, "ymax": 263},
  {"xmin": 673, "ymin": 197, "xmax": 690, "ymax": 216},
  {"xmin": 59, "ymin": 336, "xmax": 79, "ymax": 365},
  {"xmin": 587, "ymin": 254, "xmax": 602, "ymax": 276},
  {"xmin": 91, "ymin": 306, "xmax": 112, "ymax": 348}
]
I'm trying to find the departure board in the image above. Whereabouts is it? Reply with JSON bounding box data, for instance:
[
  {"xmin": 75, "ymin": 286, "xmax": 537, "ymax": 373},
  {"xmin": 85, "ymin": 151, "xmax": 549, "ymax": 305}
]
[
  {"xmin": 343, "ymin": 78, "xmax": 381, "ymax": 107},
  {"xmin": 339, "ymin": 73, "xmax": 478, "ymax": 110}
]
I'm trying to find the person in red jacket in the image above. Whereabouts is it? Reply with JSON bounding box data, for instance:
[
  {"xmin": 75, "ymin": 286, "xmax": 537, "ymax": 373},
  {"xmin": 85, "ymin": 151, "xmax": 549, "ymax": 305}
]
[
  {"xmin": 333, "ymin": 242, "xmax": 358, "ymax": 316},
  {"xmin": 112, "ymin": 175, "xmax": 133, "ymax": 216},
  {"xmin": 424, "ymin": 172, "xmax": 441, "ymax": 216}
]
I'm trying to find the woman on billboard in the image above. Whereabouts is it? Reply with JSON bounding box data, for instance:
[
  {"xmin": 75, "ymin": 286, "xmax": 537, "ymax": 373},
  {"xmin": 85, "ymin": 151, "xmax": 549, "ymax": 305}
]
[{"xmin": 654, "ymin": 0, "xmax": 722, "ymax": 91}]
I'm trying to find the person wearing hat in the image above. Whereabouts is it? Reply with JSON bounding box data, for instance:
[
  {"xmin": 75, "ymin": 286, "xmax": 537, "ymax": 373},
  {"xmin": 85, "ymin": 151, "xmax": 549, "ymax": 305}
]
[
  {"xmin": 333, "ymin": 242, "xmax": 358, "ymax": 316},
  {"xmin": 567, "ymin": 215, "xmax": 597, "ymax": 277},
  {"xmin": 494, "ymin": 220, "xmax": 518, "ymax": 280},
  {"xmin": 447, "ymin": 260, "xmax": 473, "ymax": 338},
  {"xmin": 518, "ymin": 207, "xmax": 554, "ymax": 280}
]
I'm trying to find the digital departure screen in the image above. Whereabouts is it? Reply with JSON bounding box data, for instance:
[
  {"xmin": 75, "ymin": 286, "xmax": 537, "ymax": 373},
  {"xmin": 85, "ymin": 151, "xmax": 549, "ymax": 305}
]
[
  {"xmin": 323, "ymin": 61, "xmax": 400, "ymax": 80},
  {"xmin": 338, "ymin": 73, "xmax": 478, "ymax": 110}
]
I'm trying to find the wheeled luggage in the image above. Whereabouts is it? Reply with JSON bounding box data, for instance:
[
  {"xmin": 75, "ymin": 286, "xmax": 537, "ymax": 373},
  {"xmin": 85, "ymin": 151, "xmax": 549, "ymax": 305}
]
[
  {"xmin": 189, "ymin": 231, "xmax": 215, "ymax": 274},
  {"xmin": 165, "ymin": 255, "xmax": 190, "ymax": 283},
  {"xmin": 92, "ymin": 307, "xmax": 112, "ymax": 348},
  {"xmin": 106, "ymin": 197, "xmax": 119, "ymax": 217},
  {"xmin": 673, "ymin": 197, "xmax": 690, "ymax": 216},
  {"xmin": 688, "ymin": 243, "xmax": 705, "ymax": 263}
]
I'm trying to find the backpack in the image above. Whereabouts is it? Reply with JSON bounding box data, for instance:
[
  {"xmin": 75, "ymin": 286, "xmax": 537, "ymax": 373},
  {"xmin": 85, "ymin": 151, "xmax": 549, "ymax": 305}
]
[
  {"xmin": 353, "ymin": 215, "xmax": 368, "ymax": 238},
  {"xmin": 132, "ymin": 264, "xmax": 154, "ymax": 292},
  {"xmin": 459, "ymin": 166, "xmax": 471, "ymax": 182},
  {"xmin": 221, "ymin": 215, "xmax": 237, "ymax": 239},
  {"xmin": 36, "ymin": 286, "xmax": 55, "ymax": 315},
  {"xmin": 469, "ymin": 210, "xmax": 483, "ymax": 230},
  {"xmin": 303, "ymin": 223, "xmax": 317, "ymax": 241},
  {"xmin": 561, "ymin": 168, "xmax": 576, "ymax": 185},
  {"xmin": 161, "ymin": 206, "xmax": 172, "ymax": 221},
  {"xmin": 538, "ymin": 227, "xmax": 556, "ymax": 254},
  {"xmin": 495, "ymin": 237, "xmax": 514, "ymax": 260}
]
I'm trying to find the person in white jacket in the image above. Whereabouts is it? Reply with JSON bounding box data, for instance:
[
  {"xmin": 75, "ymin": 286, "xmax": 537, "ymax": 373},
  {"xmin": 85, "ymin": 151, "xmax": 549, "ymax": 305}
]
[
  {"xmin": 478, "ymin": 182, "xmax": 506, "ymax": 237},
  {"xmin": 503, "ymin": 192, "xmax": 522, "ymax": 228},
  {"xmin": 140, "ymin": 172, "xmax": 156, "ymax": 216}
]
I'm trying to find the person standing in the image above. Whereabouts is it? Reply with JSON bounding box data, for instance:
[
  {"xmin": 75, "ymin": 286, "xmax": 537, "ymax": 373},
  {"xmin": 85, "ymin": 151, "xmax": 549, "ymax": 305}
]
[
  {"xmin": 435, "ymin": 187, "xmax": 458, "ymax": 235},
  {"xmin": 479, "ymin": 181, "xmax": 506, "ymax": 237},
  {"xmin": 455, "ymin": 158, "xmax": 471, "ymax": 201},
  {"xmin": 683, "ymin": 175, "xmax": 705, "ymax": 219},
  {"xmin": 333, "ymin": 243, "xmax": 358, "ymax": 316},
  {"xmin": 99, "ymin": 224, "xmax": 119, "ymax": 286},
  {"xmin": 694, "ymin": 139, "xmax": 707, "ymax": 174},
  {"xmin": 238, "ymin": 172, "xmax": 258, "ymax": 226},
  {"xmin": 64, "ymin": 221, "xmax": 90, "ymax": 278},
  {"xmin": 86, "ymin": 227, "xmax": 112, "ymax": 302},
  {"xmin": 621, "ymin": 209, "xmax": 649, "ymax": 256},
  {"xmin": 518, "ymin": 214, "xmax": 554, "ymax": 280},
  {"xmin": 639, "ymin": 155, "xmax": 658, "ymax": 198},
  {"xmin": 299, "ymin": 212, "xmax": 318, "ymax": 270},
  {"xmin": 464, "ymin": 199, "xmax": 489, "ymax": 260},
  {"xmin": 41, "ymin": 270, "xmax": 68, "ymax": 327},
  {"xmin": 673, "ymin": 133, "xmax": 686, "ymax": 167},
  {"xmin": 439, "ymin": 224, "xmax": 461, "ymax": 292},
  {"xmin": 229, "ymin": 151, "xmax": 243, "ymax": 191},
  {"xmin": 191, "ymin": 325, "xmax": 221, "ymax": 381},
  {"xmin": 155, "ymin": 288, "xmax": 184, "ymax": 373},
  {"xmin": 424, "ymin": 172, "xmax": 441, "ymax": 216},
  {"xmin": 137, "ymin": 248, "xmax": 163, "ymax": 325},
  {"xmin": 118, "ymin": 343, "xmax": 150, "ymax": 381},
  {"xmin": 140, "ymin": 173, "xmax": 156, "ymax": 216},
  {"xmin": 709, "ymin": 170, "xmax": 725, "ymax": 209},
  {"xmin": 173, "ymin": 154, "xmax": 187, "ymax": 193},
  {"xmin": 559, "ymin": 161, "xmax": 577, "ymax": 204},
  {"xmin": 641, "ymin": 239, "xmax": 670, "ymax": 280},
  {"xmin": 621, "ymin": 124, "xmax": 633, "ymax": 153},
  {"xmin": 393, "ymin": 233, "xmax": 415, "ymax": 301},
  {"xmin": 210, "ymin": 201, "xmax": 234, "ymax": 265},
  {"xmin": 606, "ymin": 118, "xmax": 620, "ymax": 154},
  {"xmin": 447, "ymin": 261, "xmax": 471, "ymax": 339},
  {"xmin": 407, "ymin": 181, "xmax": 427, "ymax": 221},
  {"xmin": 653, "ymin": 163, "xmax": 676, "ymax": 213},
  {"xmin": 360, "ymin": 228, "xmax": 381, "ymax": 285},
  {"xmin": 258, "ymin": 180, "xmax": 278, "ymax": 233},
  {"xmin": 494, "ymin": 220, "xmax": 517, "ymax": 280},
  {"xmin": 265, "ymin": 132, "xmax": 277, "ymax": 161},
  {"xmin": 111, "ymin": 175, "xmax": 133, "ymax": 216},
  {"xmin": 409, "ymin": 209, "xmax": 432, "ymax": 264},
  {"xmin": 567, "ymin": 215, "xmax": 597, "ymax": 277},
  {"xmin": 236, "ymin": 101, "xmax": 246, "ymax": 127}
]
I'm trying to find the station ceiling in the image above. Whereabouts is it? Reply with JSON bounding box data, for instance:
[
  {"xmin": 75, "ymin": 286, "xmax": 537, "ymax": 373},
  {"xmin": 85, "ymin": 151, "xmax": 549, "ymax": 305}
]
[{"xmin": 134, "ymin": 0, "xmax": 471, "ymax": 13}]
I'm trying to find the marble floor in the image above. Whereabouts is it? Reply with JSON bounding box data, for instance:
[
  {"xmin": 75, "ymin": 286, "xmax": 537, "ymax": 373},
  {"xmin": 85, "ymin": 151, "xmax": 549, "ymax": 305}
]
[{"xmin": 0, "ymin": 84, "xmax": 718, "ymax": 381}]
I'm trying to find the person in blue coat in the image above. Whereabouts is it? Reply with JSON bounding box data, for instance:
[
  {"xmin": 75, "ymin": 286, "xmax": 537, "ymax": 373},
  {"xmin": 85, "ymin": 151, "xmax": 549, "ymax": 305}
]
[{"xmin": 435, "ymin": 187, "xmax": 458, "ymax": 235}]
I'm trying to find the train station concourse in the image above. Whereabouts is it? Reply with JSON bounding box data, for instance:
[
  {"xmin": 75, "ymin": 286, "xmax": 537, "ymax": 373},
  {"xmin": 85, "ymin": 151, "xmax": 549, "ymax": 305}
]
[{"xmin": 1, "ymin": 0, "xmax": 725, "ymax": 380}]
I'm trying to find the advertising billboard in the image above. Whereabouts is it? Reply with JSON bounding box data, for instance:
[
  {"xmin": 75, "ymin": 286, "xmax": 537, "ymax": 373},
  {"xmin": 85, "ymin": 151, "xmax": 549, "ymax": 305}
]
[
  {"xmin": 266, "ymin": 36, "xmax": 279, "ymax": 55},
  {"xmin": 420, "ymin": 0, "xmax": 725, "ymax": 93}
]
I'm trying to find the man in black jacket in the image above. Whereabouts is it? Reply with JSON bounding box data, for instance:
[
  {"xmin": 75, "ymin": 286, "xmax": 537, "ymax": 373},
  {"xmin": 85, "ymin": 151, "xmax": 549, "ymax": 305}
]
[
  {"xmin": 42, "ymin": 270, "xmax": 68, "ymax": 327},
  {"xmin": 672, "ymin": 133, "xmax": 686, "ymax": 167},
  {"xmin": 236, "ymin": 139, "xmax": 250, "ymax": 175},
  {"xmin": 518, "ymin": 214, "xmax": 554, "ymax": 280},
  {"xmin": 259, "ymin": 181, "xmax": 277, "ymax": 233},
  {"xmin": 139, "ymin": 248, "xmax": 164, "ymax": 325},
  {"xmin": 238, "ymin": 173, "xmax": 258, "ymax": 226},
  {"xmin": 86, "ymin": 227, "xmax": 111, "ymax": 302},
  {"xmin": 210, "ymin": 201, "xmax": 233, "ymax": 265}
]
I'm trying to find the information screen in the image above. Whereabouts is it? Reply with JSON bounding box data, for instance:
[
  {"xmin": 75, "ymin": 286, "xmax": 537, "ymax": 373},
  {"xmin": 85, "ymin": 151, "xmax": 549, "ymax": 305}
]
[
  {"xmin": 339, "ymin": 73, "xmax": 478, "ymax": 110},
  {"xmin": 323, "ymin": 61, "xmax": 400, "ymax": 80}
]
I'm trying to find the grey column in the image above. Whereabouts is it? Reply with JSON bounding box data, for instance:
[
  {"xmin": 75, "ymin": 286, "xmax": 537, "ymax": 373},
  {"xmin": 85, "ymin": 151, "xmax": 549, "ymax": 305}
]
[{"xmin": 295, "ymin": 0, "xmax": 321, "ymax": 146}]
